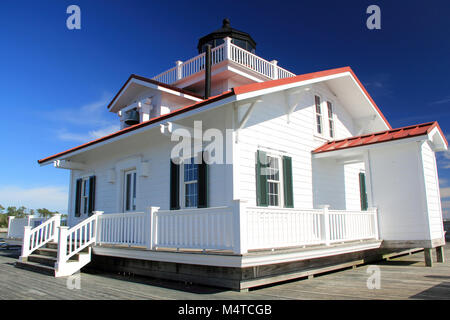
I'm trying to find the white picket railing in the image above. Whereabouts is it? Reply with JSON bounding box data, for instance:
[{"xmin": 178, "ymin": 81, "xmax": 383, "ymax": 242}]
[
  {"xmin": 245, "ymin": 207, "xmax": 323, "ymax": 250},
  {"xmin": 57, "ymin": 212, "xmax": 101, "ymax": 264},
  {"xmin": 243, "ymin": 206, "xmax": 378, "ymax": 251},
  {"xmin": 328, "ymin": 209, "xmax": 378, "ymax": 243},
  {"xmin": 97, "ymin": 211, "xmax": 150, "ymax": 247},
  {"xmin": 154, "ymin": 206, "xmax": 234, "ymax": 251},
  {"xmin": 153, "ymin": 37, "xmax": 295, "ymax": 85},
  {"xmin": 7, "ymin": 216, "xmax": 48, "ymax": 239},
  {"xmin": 20, "ymin": 214, "xmax": 61, "ymax": 258}
]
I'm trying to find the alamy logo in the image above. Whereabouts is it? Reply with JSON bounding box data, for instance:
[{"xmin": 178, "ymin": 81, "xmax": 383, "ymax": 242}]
[
  {"xmin": 366, "ymin": 265, "xmax": 381, "ymax": 289},
  {"xmin": 66, "ymin": 5, "xmax": 81, "ymax": 30},
  {"xmin": 366, "ymin": 5, "xmax": 381, "ymax": 30},
  {"xmin": 66, "ymin": 272, "xmax": 81, "ymax": 290}
]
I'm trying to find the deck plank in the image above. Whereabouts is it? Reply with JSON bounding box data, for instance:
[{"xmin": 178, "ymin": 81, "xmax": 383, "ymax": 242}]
[{"xmin": 0, "ymin": 244, "xmax": 449, "ymax": 300}]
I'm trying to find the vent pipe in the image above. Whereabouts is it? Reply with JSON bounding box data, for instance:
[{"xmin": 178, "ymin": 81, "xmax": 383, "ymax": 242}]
[{"xmin": 204, "ymin": 44, "xmax": 211, "ymax": 99}]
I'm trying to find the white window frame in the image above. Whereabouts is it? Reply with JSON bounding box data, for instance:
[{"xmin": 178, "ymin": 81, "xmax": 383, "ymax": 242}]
[
  {"xmin": 314, "ymin": 95, "xmax": 323, "ymax": 136},
  {"xmin": 80, "ymin": 177, "xmax": 90, "ymax": 216},
  {"xmin": 180, "ymin": 155, "xmax": 200, "ymax": 209},
  {"xmin": 265, "ymin": 153, "xmax": 284, "ymax": 208},
  {"xmin": 327, "ymin": 100, "xmax": 335, "ymax": 138},
  {"xmin": 123, "ymin": 169, "xmax": 137, "ymax": 212}
]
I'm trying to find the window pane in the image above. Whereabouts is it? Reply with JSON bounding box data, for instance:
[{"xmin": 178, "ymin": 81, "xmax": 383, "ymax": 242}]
[
  {"xmin": 132, "ymin": 172, "xmax": 137, "ymax": 210},
  {"xmin": 126, "ymin": 173, "xmax": 131, "ymax": 211},
  {"xmin": 185, "ymin": 182, "xmax": 198, "ymax": 207}
]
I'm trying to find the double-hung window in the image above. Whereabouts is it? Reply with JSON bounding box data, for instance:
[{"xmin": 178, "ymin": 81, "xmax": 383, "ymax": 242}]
[
  {"xmin": 124, "ymin": 170, "xmax": 137, "ymax": 212},
  {"xmin": 75, "ymin": 175, "xmax": 96, "ymax": 217},
  {"xmin": 266, "ymin": 156, "xmax": 281, "ymax": 207},
  {"xmin": 327, "ymin": 101, "xmax": 334, "ymax": 138},
  {"xmin": 256, "ymin": 150, "xmax": 294, "ymax": 208},
  {"xmin": 315, "ymin": 95, "xmax": 323, "ymax": 134},
  {"xmin": 184, "ymin": 157, "xmax": 198, "ymax": 208},
  {"xmin": 81, "ymin": 178, "xmax": 89, "ymax": 215}
]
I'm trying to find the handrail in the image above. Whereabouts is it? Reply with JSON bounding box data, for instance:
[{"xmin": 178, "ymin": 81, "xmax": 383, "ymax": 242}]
[
  {"xmin": 20, "ymin": 214, "xmax": 61, "ymax": 259},
  {"xmin": 57, "ymin": 212, "xmax": 102, "ymax": 265}
]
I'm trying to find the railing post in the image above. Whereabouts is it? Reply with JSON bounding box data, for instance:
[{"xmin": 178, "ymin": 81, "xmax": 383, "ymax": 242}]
[
  {"xmin": 20, "ymin": 226, "xmax": 32, "ymax": 261},
  {"xmin": 320, "ymin": 205, "xmax": 331, "ymax": 246},
  {"xmin": 224, "ymin": 37, "xmax": 232, "ymax": 61},
  {"xmin": 27, "ymin": 215, "xmax": 32, "ymax": 227},
  {"xmin": 175, "ymin": 60, "xmax": 183, "ymax": 80},
  {"xmin": 53, "ymin": 214, "xmax": 61, "ymax": 243},
  {"xmin": 146, "ymin": 206, "xmax": 159, "ymax": 250},
  {"xmin": 7, "ymin": 216, "xmax": 14, "ymax": 238},
  {"xmin": 92, "ymin": 211, "xmax": 104, "ymax": 243},
  {"xmin": 232, "ymin": 200, "xmax": 248, "ymax": 254},
  {"xmin": 56, "ymin": 226, "xmax": 69, "ymax": 268},
  {"xmin": 368, "ymin": 207, "xmax": 379, "ymax": 240},
  {"xmin": 271, "ymin": 60, "xmax": 278, "ymax": 80}
]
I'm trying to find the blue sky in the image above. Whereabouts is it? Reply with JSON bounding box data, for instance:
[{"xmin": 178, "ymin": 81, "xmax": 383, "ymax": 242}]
[{"xmin": 0, "ymin": 0, "xmax": 449, "ymax": 215}]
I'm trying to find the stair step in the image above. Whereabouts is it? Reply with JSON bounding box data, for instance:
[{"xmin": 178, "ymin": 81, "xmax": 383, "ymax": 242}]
[
  {"xmin": 15, "ymin": 261, "xmax": 54, "ymax": 276},
  {"xmin": 45, "ymin": 242, "xmax": 58, "ymax": 249},
  {"xmin": 28, "ymin": 254, "xmax": 57, "ymax": 267},
  {"xmin": 35, "ymin": 248, "xmax": 58, "ymax": 257}
]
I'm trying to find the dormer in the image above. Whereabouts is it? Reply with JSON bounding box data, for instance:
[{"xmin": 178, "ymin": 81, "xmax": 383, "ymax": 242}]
[{"xmin": 107, "ymin": 75, "xmax": 203, "ymax": 129}]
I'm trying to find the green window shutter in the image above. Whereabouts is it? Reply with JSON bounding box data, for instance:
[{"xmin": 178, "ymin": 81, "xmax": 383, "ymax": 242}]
[
  {"xmin": 197, "ymin": 152, "xmax": 209, "ymax": 208},
  {"xmin": 282, "ymin": 156, "xmax": 294, "ymax": 208},
  {"xmin": 88, "ymin": 175, "xmax": 96, "ymax": 216},
  {"xmin": 74, "ymin": 178, "xmax": 82, "ymax": 217},
  {"xmin": 170, "ymin": 159, "xmax": 180, "ymax": 210},
  {"xmin": 359, "ymin": 172, "xmax": 368, "ymax": 211},
  {"xmin": 256, "ymin": 150, "xmax": 268, "ymax": 207}
]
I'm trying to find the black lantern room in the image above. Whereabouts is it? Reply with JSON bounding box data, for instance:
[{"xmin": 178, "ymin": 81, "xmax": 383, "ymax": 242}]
[{"xmin": 197, "ymin": 18, "xmax": 257, "ymax": 54}]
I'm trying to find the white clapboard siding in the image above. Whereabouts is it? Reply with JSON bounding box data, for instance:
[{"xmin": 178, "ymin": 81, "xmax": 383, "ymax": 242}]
[{"xmin": 421, "ymin": 141, "xmax": 445, "ymax": 240}]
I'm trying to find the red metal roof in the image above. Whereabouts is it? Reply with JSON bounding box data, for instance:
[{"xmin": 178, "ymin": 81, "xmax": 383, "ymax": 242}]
[{"xmin": 313, "ymin": 121, "xmax": 448, "ymax": 154}]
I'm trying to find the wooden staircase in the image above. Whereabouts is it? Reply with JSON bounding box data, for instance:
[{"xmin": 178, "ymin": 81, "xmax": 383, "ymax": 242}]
[{"xmin": 15, "ymin": 242, "xmax": 91, "ymax": 276}]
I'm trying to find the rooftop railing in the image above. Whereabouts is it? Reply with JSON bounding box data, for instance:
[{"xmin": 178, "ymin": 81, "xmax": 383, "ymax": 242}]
[{"xmin": 153, "ymin": 37, "xmax": 295, "ymax": 85}]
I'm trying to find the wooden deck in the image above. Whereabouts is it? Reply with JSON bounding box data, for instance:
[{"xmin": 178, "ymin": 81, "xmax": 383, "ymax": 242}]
[{"xmin": 0, "ymin": 244, "xmax": 449, "ymax": 300}]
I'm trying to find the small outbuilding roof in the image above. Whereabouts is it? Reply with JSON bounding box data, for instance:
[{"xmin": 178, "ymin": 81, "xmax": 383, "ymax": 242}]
[{"xmin": 313, "ymin": 121, "xmax": 448, "ymax": 154}]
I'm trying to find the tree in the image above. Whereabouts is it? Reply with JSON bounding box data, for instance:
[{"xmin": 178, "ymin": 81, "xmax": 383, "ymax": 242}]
[
  {"xmin": 36, "ymin": 208, "xmax": 60, "ymax": 218},
  {"xmin": 0, "ymin": 205, "xmax": 4, "ymax": 214}
]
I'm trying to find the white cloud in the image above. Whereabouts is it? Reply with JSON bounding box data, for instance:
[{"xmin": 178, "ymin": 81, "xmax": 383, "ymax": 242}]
[
  {"xmin": 46, "ymin": 92, "xmax": 120, "ymax": 143},
  {"xmin": 0, "ymin": 186, "xmax": 68, "ymax": 214},
  {"xmin": 430, "ymin": 97, "xmax": 450, "ymax": 106},
  {"xmin": 57, "ymin": 124, "xmax": 119, "ymax": 143}
]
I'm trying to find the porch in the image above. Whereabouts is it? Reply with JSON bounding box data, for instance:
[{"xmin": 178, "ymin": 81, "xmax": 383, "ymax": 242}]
[{"xmin": 92, "ymin": 204, "xmax": 379, "ymax": 254}]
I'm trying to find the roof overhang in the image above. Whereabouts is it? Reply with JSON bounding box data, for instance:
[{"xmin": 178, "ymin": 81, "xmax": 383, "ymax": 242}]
[{"xmin": 38, "ymin": 67, "xmax": 397, "ymax": 166}]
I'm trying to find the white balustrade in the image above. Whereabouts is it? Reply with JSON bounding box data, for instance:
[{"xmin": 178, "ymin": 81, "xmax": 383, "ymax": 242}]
[
  {"xmin": 57, "ymin": 212, "xmax": 102, "ymax": 264},
  {"xmin": 154, "ymin": 206, "xmax": 234, "ymax": 251},
  {"xmin": 245, "ymin": 207, "xmax": 323, "ymax": 251},
  {"xmin": 152, "ymin": 38, "xmax": 295, "ymax": 85},
  {"xmin": 97, "ymin": 211, "xmax": 150, "ymax": 247},
  {"xmin": 20, "ymin": 214, "xmax": 61, "ymax": 259},
  {"xmin": 327, "ymin": 209, "xmax": 378, "ymax": 243}
]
